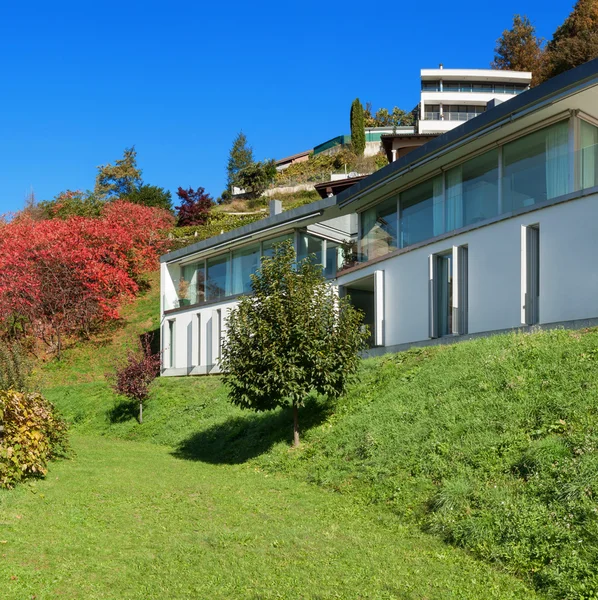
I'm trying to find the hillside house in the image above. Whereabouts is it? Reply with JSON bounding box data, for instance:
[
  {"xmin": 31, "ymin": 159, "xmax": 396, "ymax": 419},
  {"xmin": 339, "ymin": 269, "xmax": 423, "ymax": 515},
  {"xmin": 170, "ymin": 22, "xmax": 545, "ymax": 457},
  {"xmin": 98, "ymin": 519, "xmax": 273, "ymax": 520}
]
[{"xmin": 160, "ymin": 59, "xmax": 598, "ymax": 375}]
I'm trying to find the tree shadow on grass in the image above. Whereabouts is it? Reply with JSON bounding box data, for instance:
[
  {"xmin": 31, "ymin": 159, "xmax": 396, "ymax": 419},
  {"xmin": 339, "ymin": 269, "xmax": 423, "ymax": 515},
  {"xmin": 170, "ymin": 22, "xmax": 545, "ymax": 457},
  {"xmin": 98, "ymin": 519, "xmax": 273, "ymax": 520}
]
[
  {"xmin": 173, "ymin": 397, "xmax": 331, "ymax": 465},
  {"xmin": 108, "ymin": 399, "xmax": 138, "ymax": 423}
]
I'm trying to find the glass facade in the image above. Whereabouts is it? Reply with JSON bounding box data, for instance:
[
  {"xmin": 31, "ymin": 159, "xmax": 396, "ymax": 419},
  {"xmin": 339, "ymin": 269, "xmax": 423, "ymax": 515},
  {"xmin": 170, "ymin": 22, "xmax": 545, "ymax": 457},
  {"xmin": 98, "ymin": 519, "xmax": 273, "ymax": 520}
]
[
  {"xmin": 400, "ymin": 177, "xmax": 442, "ymax": 247},
  {"xmin": 231, "ymin": 243, "xmax": 260, "ymax": 295},
  {"xmin": 298, "ymin": 233, "xmax": 324, "ymax": 265},
  {"xmin": 361, "ymin": 196, "xmax": 398, "ymax": 261},
  {"xmin": 325, "ymin": 241, "xmax": 344, "ymax": 279},
  {"xmin": 446, "ymin": 149, "xmax": 499, "ymax": 229},
  {"xmin": 503, "ymin": 121, "xmax": 569, "ymax": 211},
  {"xmin": 262, "ymin": 235, "xmax": 293, "ymax": 258},
  {"xmin": 206, "ymin": 255, "xmax": 230, "ymax": 301},
  {"xmin": 426, "ymin": 81, "xmax": 528, "ymax": 94},
  {"xmin": 170, "ymin": 231, "xmax": 345, "ymax": 310},
  {"xmin": 179, "ymin": 263, "xmax": 205, "ymax": 305},
  {"xmin": 358, "ymin": 118, "xmax": 586, "ymax": 261}
]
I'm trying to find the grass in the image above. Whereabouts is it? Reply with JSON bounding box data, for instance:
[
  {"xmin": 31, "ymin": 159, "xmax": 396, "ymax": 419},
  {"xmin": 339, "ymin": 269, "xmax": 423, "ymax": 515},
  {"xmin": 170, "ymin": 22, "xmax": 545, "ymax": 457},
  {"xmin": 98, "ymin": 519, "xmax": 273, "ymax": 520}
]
[
  {"xmin": 14, "ymin": 275, "xmax": 598, "ymax": 598},
  {"xmin": 0, "ymin": 435, "xmax": 536, "ymax": 599}
]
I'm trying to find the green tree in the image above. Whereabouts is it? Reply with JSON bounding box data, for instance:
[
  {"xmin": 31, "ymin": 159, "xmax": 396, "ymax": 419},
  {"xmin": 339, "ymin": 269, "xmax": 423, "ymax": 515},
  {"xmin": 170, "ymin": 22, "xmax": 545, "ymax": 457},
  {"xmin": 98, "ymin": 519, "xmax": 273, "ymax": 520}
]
[
  {"xmin": 220, "ymin": 241, "xmax": 368, "ymax": 447},
  {"xmin": 38, "ymin": 190, "xmax": 102, "ymax": 219},
  {"xmin": 492, "ymin": 15, "xmax": 545, "ymax": 85},
  {"xmin": 364, "ymin": 103, "xmax": 415, "ymax": 128},
  {"xmin": 125, "ymin": 184, "xmax": 173, "ymax": 212},
  {"xmin": 350, "ymin": 98, "xmax": 366, "ymax": 156},
  {"xmin": 544, "ymin": 0, "xmax": 598, "ymax": 80},
  {"xmin": 94, "ymin": 147, "xmax": 143, "ymax": 200},
  {"xmin": 226, "ymin": 132, "xmax": 254, "ymax": 192},
  {"xmin": 235, "ymin": 159, "xmax": 277, "ymax": 199}
]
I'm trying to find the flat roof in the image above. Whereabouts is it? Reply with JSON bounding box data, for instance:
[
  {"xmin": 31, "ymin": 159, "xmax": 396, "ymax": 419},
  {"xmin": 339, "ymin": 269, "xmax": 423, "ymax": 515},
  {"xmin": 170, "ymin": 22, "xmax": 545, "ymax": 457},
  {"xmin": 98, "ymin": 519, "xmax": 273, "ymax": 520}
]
[
  {"xmin": 338, "ymin": 58, "xmax": 598, "ymax": 208},
  {"xmin": 421, "ymin": 68, "xmax": 532, "ymax": 83}
]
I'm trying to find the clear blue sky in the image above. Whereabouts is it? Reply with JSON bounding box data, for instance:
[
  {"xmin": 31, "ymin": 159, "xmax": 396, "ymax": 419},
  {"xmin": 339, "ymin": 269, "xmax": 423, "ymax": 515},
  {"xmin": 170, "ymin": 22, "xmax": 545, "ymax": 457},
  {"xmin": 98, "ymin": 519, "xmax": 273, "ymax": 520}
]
[{"xmin": 0, "ymin": 0, "xmax": 572, "ymax": 214}]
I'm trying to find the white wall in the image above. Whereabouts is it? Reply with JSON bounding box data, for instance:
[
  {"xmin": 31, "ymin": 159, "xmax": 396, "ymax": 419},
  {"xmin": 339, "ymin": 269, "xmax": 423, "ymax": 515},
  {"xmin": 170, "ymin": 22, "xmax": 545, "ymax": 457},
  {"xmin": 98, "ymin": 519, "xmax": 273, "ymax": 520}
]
[
  {"xmin": 337, "ymin": 193, "xmax": 598, "ymax": 349},
  {"xmin": 161, "ymin": 298, "xmax": 239, "ymax": 376}
]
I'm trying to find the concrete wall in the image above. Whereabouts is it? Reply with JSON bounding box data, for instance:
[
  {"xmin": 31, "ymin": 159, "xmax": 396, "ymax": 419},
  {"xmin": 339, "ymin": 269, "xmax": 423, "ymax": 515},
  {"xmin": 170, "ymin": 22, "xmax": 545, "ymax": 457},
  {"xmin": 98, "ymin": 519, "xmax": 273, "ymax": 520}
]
[{"xmin": 337, "ymin": 193, "xmax": 598, "ymax": 348}]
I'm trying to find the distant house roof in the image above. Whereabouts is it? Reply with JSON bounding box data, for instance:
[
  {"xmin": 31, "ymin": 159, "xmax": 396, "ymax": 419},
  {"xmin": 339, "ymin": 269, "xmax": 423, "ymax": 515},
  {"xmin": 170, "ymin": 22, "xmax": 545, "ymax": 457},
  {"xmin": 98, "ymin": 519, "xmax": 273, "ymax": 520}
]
[
  {"xmin": 314, "ymin": 175, "xmax": 368, "ymax": 199},
  {"xmin": 275, "ymin": 150, "xmax": 311, "ymax": 166},
  {"xmin": 380, "ymin": 132, "xmax": 439, "ymax": 162}
]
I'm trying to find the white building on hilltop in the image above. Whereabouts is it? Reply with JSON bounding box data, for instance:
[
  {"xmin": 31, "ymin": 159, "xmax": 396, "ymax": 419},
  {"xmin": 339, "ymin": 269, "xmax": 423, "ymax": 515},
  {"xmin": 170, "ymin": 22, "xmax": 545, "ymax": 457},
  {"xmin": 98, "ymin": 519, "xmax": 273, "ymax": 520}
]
[
  {"xmin": 418, "ymin": 66, "xmax": 532, "ymax": 134},
  {"xmin": 160, "ymin": 59, "xmax": 598, "ymax": 376}
]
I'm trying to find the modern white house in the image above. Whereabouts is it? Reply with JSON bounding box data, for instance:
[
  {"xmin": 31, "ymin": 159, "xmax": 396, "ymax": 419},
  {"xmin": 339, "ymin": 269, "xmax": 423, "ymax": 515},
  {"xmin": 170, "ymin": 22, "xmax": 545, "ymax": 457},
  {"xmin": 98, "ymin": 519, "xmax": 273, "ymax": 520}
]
[
  {"xmin": 418, "ymin": 66, "xmax": 532, "ymax": 134},
  {"xmin": 160, "ymin": 58, "xmax": 598, "ymax": 376}
]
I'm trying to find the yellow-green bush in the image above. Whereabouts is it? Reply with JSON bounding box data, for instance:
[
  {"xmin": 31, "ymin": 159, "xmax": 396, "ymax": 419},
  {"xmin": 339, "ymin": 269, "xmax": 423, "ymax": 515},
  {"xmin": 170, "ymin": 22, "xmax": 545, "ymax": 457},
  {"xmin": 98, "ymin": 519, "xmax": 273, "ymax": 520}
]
[{"xmin": 0, "ymin": 390, "xmax": 69, "ymax": 488}]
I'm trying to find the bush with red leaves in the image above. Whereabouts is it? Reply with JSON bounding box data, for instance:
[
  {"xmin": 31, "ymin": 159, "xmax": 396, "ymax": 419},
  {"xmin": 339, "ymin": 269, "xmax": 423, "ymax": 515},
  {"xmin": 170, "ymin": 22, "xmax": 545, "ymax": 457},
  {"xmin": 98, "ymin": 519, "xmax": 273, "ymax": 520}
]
[
  {"xmin": 111, "ymin": 334, "xmax": 161, "ymax": 423},
  {"xmin": 0, "ymin": 201, "xmax": 174, "ymax": 357}
]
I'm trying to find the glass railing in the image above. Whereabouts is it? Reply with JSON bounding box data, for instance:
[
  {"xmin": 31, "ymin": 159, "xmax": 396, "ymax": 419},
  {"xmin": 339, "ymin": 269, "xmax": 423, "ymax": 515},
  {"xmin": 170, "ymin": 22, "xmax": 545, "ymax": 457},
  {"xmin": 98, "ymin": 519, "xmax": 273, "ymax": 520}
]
[{"xmin": 424, "ymin": 112, "xmax": 482, "ymax": 122}]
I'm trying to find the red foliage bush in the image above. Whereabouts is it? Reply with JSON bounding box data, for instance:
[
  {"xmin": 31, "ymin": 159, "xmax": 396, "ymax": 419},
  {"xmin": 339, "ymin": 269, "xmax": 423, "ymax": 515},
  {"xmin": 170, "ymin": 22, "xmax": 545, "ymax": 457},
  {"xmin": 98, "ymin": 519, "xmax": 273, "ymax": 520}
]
[
  {"xmin": 0, "ymin": 201, "xmax": 174, "ymax": 355},
  {"xmin": 111, "ymin": 333, "xmax": 160, "ymax": 423}
]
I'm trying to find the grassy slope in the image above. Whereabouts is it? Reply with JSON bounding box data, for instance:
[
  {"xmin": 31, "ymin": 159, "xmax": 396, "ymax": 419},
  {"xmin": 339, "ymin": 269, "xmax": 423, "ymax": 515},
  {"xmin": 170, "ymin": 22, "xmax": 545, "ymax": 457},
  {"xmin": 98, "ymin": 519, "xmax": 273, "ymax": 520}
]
[
  {"xmin": 0, "ymin": 435, "xmax": 533, "ymax": 600},
  {"xmin": 5, "ymin": 276, "xmax": 572, "ymax": 598}
]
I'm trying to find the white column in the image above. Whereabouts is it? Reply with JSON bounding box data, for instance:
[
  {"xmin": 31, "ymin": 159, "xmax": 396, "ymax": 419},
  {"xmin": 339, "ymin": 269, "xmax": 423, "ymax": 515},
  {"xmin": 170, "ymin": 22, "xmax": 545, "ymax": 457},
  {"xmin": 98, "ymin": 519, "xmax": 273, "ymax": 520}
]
[{"xmin": 374, "ymin": 270, "xmax": 384, "ymax": 347}]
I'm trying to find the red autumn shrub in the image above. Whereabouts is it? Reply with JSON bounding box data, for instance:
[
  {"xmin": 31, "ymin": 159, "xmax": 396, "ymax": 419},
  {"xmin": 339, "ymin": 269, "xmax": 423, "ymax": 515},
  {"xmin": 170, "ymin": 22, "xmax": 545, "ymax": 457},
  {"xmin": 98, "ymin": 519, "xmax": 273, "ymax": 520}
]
[
  {"xmin": 0, "ymin": 202, "xmax": 174, "ymax": 356},
  {"xmin": 111, "ymin": 333, "xmax": 161, "ymax": 423}
]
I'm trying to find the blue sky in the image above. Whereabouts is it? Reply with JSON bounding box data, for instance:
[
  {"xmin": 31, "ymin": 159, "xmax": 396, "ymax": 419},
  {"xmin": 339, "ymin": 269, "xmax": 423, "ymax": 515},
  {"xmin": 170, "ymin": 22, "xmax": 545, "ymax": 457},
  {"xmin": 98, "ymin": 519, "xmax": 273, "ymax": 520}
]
[{"xmin": 0, "ymin": 0, "xmax": 572, "ymax": 214}]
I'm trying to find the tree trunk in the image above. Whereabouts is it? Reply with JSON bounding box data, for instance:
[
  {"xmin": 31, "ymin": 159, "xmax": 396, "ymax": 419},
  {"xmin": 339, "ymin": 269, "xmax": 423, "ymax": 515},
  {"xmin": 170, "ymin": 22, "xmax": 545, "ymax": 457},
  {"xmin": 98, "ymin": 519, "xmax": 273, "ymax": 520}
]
[
  {"xmin": 139, "ymin": 401, "xmax": 143, "ymax": 424},
  {"xmin": 293, "ymin": 403, "xmax": 300, "ymax": 447}
]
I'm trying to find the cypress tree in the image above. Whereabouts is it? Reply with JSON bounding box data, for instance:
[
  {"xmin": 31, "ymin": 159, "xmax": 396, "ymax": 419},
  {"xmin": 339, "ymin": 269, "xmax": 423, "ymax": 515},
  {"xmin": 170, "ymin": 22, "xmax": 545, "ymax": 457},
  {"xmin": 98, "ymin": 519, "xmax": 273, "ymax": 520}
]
[{"xmin": 350, "ymin": 98, "xmax": 366, "ymax": 157}]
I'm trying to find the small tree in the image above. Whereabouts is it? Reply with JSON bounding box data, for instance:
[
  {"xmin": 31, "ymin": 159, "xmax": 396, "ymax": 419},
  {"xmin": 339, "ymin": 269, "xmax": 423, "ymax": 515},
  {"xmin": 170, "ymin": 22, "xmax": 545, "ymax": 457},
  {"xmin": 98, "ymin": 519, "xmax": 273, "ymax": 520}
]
[
  {"xmin": 350, "ymin": 98, "xmax": 366, "ymax": 157},
  {"xmin": 226, "ymin": 132, "xmax": 254, "ymax": 192},
  {"xmin": 125, "ymin": 184, "xmax": 173, "ymax": 212},
  {"xmin": 220, "ymin": 241, "xmax": 368, "ymax": 447},
  {"xmin": 235, "ymin": 160, "xmax": 277, "ymax": 199},
  {"xmin": 111, "ymin": 334, "xmax": 160, "ymax": 424},
  {"xmin": 94, "ymin": 146, "xmax": 143, "ymax": 200},
  {"xmin": 175, "ymin": 187, "xmax": 214, "ymax": 226},
  {"xmin": 492, "ymin": 15, "xmax": 545, "ymax": 85}
]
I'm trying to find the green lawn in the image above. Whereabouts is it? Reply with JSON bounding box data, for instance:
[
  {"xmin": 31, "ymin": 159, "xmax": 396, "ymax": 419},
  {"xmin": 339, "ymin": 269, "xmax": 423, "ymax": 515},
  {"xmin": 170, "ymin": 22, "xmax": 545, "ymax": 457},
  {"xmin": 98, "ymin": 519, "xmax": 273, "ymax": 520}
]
[
  {"xmin": 9, "ymin": 275, "xmax": 592, "ymax": 598},
  {"xmin": 0, "ymin": 435, "xmax": 537, "ymax": 599}
]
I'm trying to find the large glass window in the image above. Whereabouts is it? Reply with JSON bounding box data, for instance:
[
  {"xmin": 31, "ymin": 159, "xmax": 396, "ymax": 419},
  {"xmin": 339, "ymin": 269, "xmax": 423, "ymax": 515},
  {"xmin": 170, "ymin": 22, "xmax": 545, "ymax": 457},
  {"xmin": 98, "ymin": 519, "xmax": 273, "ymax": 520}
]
[
  {"xmin": 502, "ymin": 121, "xmax": 569, "ymax": 212},
  {"xmin": 400, "ymin": 176, "xmax": 443, "ymax": 248},
  {"xmin": 446, "ymin": 149, "xmax": 499, "ymax": 230},
  {"xmin": 179, "ymin": 262, "xmax": 205, "ymax": 305},
  {"xmin": 360, "ymin": 196, "xmax": 398, "ymax": 260},
  {"xmin": 262, "ymin": 235, "xmax": 293, "ymax": 259},
  {"xmin": 298, "ymin": 233, "xmax": 324, "ymax": 265},
  {"xmin": 231, "ymin": 243, "xmax": 260, "ymax": 295},
  {"xmin": 324, "ymin": 241, "xmax": 344, "ymax": 279},
  {"xmin": 422, "ymin": 81, "xmax": 440, "ymax": 91},
  {"xmin": 206, "ymin": 255, "xmax": 230, "ymax": 301},
  {"xmin": 580, "ymin": 119, "xmax": 598, "ymax": 190}
]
